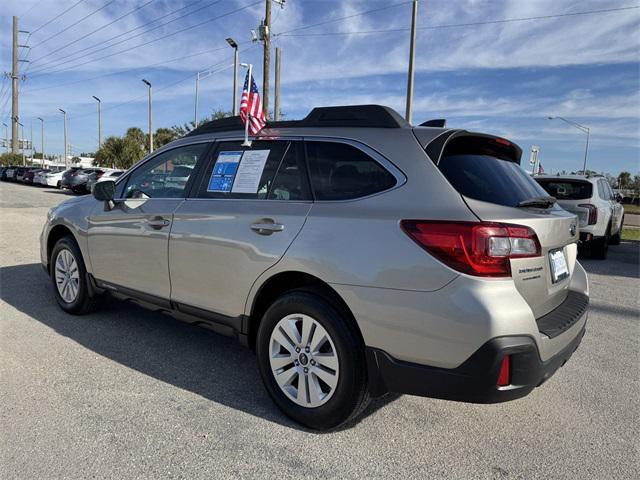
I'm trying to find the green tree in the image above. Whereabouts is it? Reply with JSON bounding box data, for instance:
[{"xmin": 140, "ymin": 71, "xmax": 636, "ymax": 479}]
[
  {"xmin": 171, "ymin": 109, "xmax": 232, "ymax": 137},
  {"xmin": 617, "ymin": 171, "xmax": 631, "ymax": 188},
  {"xmin": 94, "ymin": 135, "xmax": 145, "ymax": 169},
  {"xmin": 125, "ymin": 127, "xmax": 147, "ymax": 151},
  {"xmin": 0, "ymin": 152, "xmax": 23, "ymax": 166},
  {"xmin": 154, "ymin": 127, "xmax": 177, "ymax": 149}
]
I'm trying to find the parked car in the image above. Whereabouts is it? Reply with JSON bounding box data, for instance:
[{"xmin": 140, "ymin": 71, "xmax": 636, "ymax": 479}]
[
  {"xmin": 43, "ymin": 169, "xmax": 66, "ymax": 188},
  {"xmin": 0, "ymin": 166, "xmax": 5, "ymax": 179},
  {"xmin": 3, "ymin": 166, "xmax": 17, "ymax": 181},
  {"xmin": 33, "ymin": 169, "xmax": 52, "ymax": 186},
  {"xmin": 15, "ymin": 167, "xmax": 28, "ymax": 182},
  {"xmin": 40, "ymin": 105, "xmax": 588, "ymax": 430},
  {"xmin": 87, "ymin": 169, "xmax": 123, "ymax": 192},
  {"xmin": 61, "ymin": 167, "xmax": 102, "ymax": 193},
  {"xmin": 22, "ymin": 168, "xmax": 44, "ymax": 185},
  {"xmin": 535, "ymin": 175, "xmax": 624, "ymax": 259}
]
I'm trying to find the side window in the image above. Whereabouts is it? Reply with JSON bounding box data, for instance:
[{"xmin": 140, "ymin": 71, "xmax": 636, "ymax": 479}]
[
  {"xmin": 123, "ymin": 143, "xmax": 208, "ymax": 199},
  {"xmin": 597, "ymin": 180, "xmax": 609, "ymax": 200},
  {"xmin": 305, "ymin": 141, "xmax": 396, "ymax": 201},
  {"xmin": 196, "ymin": 140, "xmax": 310, "ymax": 200}
]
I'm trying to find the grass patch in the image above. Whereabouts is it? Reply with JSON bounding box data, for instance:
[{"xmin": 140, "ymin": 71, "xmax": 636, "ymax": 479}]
[
  {"xmin": 621, "ymin": 227, "xmax": 640, "ymax": 242},
  {"xmin": 623, "ymin": 204, "xmax": 640, "ymax": 215}
]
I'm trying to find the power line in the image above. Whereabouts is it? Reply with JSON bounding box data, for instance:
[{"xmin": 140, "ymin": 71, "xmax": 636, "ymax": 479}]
[
  {"xmin": 40, "ymin": 44, "xmax": 258, "ymax": 125},
  {"xmin": 27, "ymin": 42, "xmax": 250, "ymax": 93},
  {"xmin": 274, "ymin": 0, "xmax": 412, "ymax": 37},
  {"xmin": 29, "ymin": 0, "xmax": 89, "ymax": 36},
  {"xmin": 29, "ymin": 1, "xmax": 216, "ymax": 74},
  {"xmin": 31, "ymin": 0, "xmax": 116, "ymax": 49},
  {"xmin": 29, "ymin": 0, "xmax": 261, "ymax": 78},
  {"xmin": 276, "ymin": 4, "xmax": 640, "ymax": 37},
  {"xmin": 29, "ymin": 0, "xmax": 155, "ymax": 63}
]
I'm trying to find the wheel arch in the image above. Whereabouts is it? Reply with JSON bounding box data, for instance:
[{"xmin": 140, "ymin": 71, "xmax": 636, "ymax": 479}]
[
  {"xmin": 246, "ymin": 270, "xmax": 364, "ymax": 352},
  {"xmin": 46, "ymin": 224, "xmax": 78, "ymax": 272}
]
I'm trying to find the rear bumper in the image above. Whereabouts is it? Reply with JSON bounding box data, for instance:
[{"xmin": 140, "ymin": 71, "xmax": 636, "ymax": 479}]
[{"xmin": 366, "ymin": 324, "xmax": 586, "ymax": 402}]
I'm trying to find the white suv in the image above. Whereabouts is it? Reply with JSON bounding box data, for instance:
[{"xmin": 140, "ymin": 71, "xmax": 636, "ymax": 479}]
[{"xmin": 536, "ymin": 175, "xmax": 624, "ymax": 259}]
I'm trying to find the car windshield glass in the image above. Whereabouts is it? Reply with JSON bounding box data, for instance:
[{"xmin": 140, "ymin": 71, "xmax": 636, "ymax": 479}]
[
  {"xmin": 536, "ymin": 180, "xmax": 593, "ymax": 200},
  {"xmin": 438, "ymin": 154, "xmax": 548, "ymax": 207}
]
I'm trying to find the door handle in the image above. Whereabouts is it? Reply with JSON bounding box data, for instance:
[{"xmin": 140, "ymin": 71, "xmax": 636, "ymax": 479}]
[
  {"xmin": 251, "ymin": 219, "xmax": 284, "ymax": 235},
  {"xmin": 147, "ymin": 216, "xmax": 170, "ymax": 229}
]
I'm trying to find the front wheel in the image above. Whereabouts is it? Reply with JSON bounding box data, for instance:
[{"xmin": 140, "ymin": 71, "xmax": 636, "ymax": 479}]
[
  {"xmin": 256, "ymin": 290, "xmax": 369, "ymax": 430},
  {"xmin": 50, "ymin": 235, "xmax": 101, "ymax": 314}
]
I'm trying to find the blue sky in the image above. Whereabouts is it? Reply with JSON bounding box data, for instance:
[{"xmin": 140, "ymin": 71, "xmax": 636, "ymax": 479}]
[{"xmin": 1, "ymin": 0, "xmax": 638, "ymax": 175}]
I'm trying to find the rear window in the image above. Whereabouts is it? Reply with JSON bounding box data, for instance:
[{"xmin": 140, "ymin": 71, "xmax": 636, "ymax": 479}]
[
  {"xmin": 436, "ymin": 135, "xmax": 548, "ymax": 208},
  {"xmin": 536, "ymin": 180, "xmax": 593, "ymax": 200}
]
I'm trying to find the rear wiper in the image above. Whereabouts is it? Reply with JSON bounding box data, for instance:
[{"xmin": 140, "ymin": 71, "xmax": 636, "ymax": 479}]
[{"xmin": 517, "ymin": 196, "xmax": 556, "ymax": 208}]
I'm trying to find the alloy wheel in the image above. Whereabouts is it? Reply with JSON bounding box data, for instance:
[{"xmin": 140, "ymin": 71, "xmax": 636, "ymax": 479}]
[
  {"xmin": 269, "ymin": 313, "xmax": 340, "ymax": 408},
  {"xmin": 54, "ymin": 248, "xmax": 80, "ymax": 303}
]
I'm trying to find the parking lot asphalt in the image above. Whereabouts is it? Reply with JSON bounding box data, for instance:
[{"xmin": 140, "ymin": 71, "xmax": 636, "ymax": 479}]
[{"xmin": 1, "ymin": 181, "xmax": 638, "ymax": 480}]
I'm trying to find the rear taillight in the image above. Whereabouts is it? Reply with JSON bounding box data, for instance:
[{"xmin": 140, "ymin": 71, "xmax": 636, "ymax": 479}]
[
  {"xmin": 400, "ymin": 220, "xmax": 541, "ymax": 277},
  {"xmin": 578, "ymin": 204, "xmax": 597, "ymax": 225}
]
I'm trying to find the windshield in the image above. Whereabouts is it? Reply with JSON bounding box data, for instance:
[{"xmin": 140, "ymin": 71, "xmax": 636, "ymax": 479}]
[
  {"xmin": 439, "ymin": 154, "xmax": 549, "ymax": 207},
  {"xmin": 536, "ymin": 179, "xmax": 592, "ymax": 200}
]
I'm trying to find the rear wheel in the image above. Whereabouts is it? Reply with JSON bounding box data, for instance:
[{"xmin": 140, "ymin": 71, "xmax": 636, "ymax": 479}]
[
  {"xmin": 256, "ymin": 290, "xmax": 369, "ymax": 430},
  {"xmin": 591, "ymin": 230, "xmax": 609, "ymax": 260},
  {"xmin": 50, "ymin": 236, "xmax": 101, "ymax": 314},
  {"xmin": 610, "ymin": 216, "xmax": 623, "ymax": 245}
]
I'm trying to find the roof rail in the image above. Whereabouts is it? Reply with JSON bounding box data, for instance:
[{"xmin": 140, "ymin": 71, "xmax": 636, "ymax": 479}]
[{"xmin": 185, "ymin": 104, "xmax": 409, "ymax": 137}]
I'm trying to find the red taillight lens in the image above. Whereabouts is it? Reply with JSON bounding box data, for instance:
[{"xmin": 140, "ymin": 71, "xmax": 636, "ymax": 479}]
[
  {"xmin": 400, "ymin": 221, "xmax": 541, "ymax": 277},
  {"xmin": 497, "ymin": 356, "xmax": 511, "ymax": 387},
  {"xmin": 578, "ymin": 204, "xmax": 597, "ymax": 225}
]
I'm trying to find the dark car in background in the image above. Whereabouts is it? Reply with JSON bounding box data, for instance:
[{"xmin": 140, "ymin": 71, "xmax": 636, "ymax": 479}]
[
  {"xmin": 61, "ymin": 168, "xmax": 105, "ymax": 194},
  {"xmin": 15, "ymin": 167, "xmax": 28, "ymax": 182},
  {"xmin": 22, "ymin": 168, "xmax": 44, "ymax": 185}
]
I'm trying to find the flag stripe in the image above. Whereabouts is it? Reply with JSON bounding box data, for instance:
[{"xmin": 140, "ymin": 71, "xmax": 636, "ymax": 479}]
[{"xmin": 239, "ymin": 70, "xmax": 266, "ymax": 136}]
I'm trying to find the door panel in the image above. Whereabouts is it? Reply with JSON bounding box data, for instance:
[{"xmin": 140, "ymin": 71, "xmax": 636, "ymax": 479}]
[
  {"xmin": 88, "ymin": 198, "xmax": 183, "ymax": 299},
  {"xmin": 169, "ymin": 199, "xmax": 311, "ymax": 317}
]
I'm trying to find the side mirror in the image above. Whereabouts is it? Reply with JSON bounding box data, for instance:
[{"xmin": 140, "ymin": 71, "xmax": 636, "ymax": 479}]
[
  {"xmin": 93, "ymin": 179, "xmax": 116, "ymax": 202},
  {"xmin": 615, "ymin": 193, "xmax": 623, "ymax": 203}
]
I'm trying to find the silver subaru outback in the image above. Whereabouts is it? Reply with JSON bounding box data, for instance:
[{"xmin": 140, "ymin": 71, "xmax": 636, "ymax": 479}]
[{"xmin": 40, "ymin": 105, "xmax": 588, "ymax": 430}]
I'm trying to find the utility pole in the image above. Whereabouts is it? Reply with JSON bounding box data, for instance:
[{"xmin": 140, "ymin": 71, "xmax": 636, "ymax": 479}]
[
  {"xmin": 37, "ymin": 117, "xmax": 44, "ymax": 166},
  {"xmin": 194, "ymin": 73, "xmax": 200, "ymax": 128},
  {"xmin": 274, "ymin": 47, "xmax": 281, "ymax": 121},
  {"xmin": 405, "ymin": 0, "xmax": 418, "ymax": 124},
  {"xmin": 92, "ymin": 96, "xmax": 102, "ymax": 151},
  {"xmin": 18, "ymin": 121, "xmax": 24, "ymax": 165},
  {"xmin": 142, "ymin": 79, "xmax": 153, "ymax": 153},
  {"xmin": 11, "ymin": 17, "xmax": 19, "ymax": 153},
  {"xmin": 59, "ymin": 109, "xmax": 67, "ymax": 169},
  {"xmin": 262, "ymin": 0, "xmax": 271, "ymax": 118}
]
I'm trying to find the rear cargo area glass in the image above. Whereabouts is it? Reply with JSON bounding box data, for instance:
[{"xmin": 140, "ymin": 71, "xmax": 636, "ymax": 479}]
[{"xmin": 536, "ymin": 180, "xmax": 592, "ymax": 200}]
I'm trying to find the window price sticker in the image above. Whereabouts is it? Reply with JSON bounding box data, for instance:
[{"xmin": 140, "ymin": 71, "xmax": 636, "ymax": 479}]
[{"xmin": 207, "ymin": 151, "xmax": 242, "ymax": 192}]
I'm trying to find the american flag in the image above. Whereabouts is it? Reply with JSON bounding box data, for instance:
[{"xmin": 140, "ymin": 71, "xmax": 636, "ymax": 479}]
[{"xmin": 240, "ymin": 71, "xmax": 266, "ymax": 135}]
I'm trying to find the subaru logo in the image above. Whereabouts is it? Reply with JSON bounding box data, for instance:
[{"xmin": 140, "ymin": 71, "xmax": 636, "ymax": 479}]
[{"xmin": 569, "ymin": 223, "xmax": 577, "ymax": 237}]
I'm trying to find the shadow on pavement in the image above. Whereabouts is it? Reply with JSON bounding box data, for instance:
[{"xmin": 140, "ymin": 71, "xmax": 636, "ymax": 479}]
[
  {"xmin": 0, "ymin": 263, "xmax": 399, "ymax": 432},
  {"xmin": 579, "ymin": 241, "xmax": 640, "ymax": 279}
]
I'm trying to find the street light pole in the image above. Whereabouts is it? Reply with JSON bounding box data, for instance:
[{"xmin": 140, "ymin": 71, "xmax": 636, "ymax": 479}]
[
  {"xmin": 59, "ymin": 108, "xmax": 68, "ymax": 169},
  {"xmin": 37, "ymin": 117, "xmax": 44, "ymax": 166},
  {"xmin": 142, "ymin": 79, "xmax": 153, "ymax": 153},
  {"xmin": 405, "ymin": 0, "xmax": 418, "ymax": 124},
  {"xmin": 18, "ymin": 121, "xmax": 24, "ymax": 165},
  {"xmin": 195, "ymin": 73, "xmax": 200, "ymax": 128},
  {"xmin": 547, "ymin": 116, "xmax": 590, "ymax": 173},
  {"xmin": 92, "ymin": 96, "xmax": 102, "ymax": 151},
  {"xmin": 226, "ymin": 37, "xmax": 239, "ymax": 116}
]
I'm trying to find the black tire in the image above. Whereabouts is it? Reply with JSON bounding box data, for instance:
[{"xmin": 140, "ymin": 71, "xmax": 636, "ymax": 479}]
[
  {"xmin": 591, "ymin": 233, "xmax": 609, "ymax": 260},
  {"xmin": 256, "ymin": 290, "xmax": 369, "ymax": 430},
  {"xmin": 50, "ymin": 235, "xmax": 101, "ymax": 314},
  {"xmin": 610, "ymin": 216, "xmax": 623, "ymax": 245},
  {"xmin": 56, "ymin": 180, "xmax": 61, "ymax": 189}
]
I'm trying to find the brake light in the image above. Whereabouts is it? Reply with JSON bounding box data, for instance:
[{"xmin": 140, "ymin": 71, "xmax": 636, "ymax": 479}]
[
  {"xmin": 578, "ymin": 204, "xmax": 597, "ymax": 225},
  {"xmin": 400, "ymin": 221, "xmax": 541, "ymax": 277},
  {"xmin": 497, "ymin": 356, "xmax": 511, "ymax": 387}
]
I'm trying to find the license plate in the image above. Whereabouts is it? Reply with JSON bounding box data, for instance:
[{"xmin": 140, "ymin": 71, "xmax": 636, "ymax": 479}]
[{"xmin": 549, "ymin": 248, "xmax": 569, "ymax": 283}]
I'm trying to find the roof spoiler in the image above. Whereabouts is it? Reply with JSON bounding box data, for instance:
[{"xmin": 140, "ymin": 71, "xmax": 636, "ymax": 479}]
[{"xmin": 419, "ymin": 119, "xmax": 446, "ymax": 128}]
